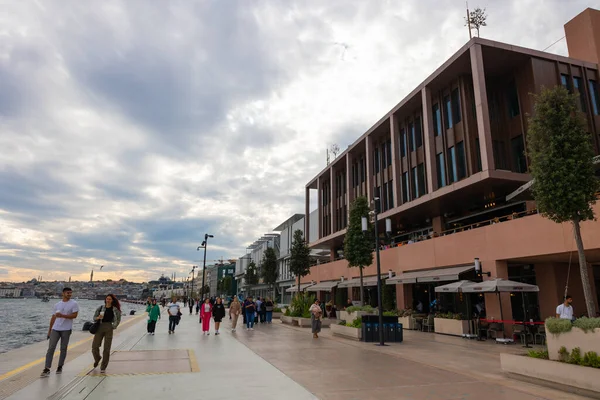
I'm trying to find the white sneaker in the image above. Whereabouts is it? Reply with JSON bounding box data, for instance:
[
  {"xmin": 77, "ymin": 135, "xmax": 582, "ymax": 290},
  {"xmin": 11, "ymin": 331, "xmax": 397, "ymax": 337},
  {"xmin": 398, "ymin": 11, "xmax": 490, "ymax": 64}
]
[{"xmin": 250, "ymin": 328, "xmax": 254, "ymax": 331}]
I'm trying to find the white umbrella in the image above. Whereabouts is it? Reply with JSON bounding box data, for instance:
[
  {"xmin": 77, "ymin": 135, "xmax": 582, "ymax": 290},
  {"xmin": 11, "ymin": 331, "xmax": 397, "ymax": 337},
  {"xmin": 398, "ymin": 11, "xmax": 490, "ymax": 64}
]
[{"xmin": 434, "ymin": 280, "xmax": 476, "ymax": 293}]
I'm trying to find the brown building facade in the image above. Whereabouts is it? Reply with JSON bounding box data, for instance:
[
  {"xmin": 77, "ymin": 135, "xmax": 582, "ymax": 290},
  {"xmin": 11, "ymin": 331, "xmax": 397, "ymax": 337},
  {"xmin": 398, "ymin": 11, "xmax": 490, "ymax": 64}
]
[{"xmin": 303, "ymin": 8, "xmax": 600, "ymax": 326}]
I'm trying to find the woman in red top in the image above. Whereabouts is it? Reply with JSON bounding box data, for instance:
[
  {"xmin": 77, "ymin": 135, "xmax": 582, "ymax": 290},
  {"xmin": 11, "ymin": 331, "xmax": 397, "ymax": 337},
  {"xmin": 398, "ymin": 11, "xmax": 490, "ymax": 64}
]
[{"xmin": 200, "ymin": 298, "xmax": 213, "ymax": 335}]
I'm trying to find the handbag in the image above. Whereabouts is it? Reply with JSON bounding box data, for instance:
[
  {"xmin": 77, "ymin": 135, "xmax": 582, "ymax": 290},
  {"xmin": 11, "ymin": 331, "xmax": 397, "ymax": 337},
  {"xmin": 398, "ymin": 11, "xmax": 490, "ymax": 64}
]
[{"xmin": 89, "ymin": 321, "xmax": 100, "ymax": 334}]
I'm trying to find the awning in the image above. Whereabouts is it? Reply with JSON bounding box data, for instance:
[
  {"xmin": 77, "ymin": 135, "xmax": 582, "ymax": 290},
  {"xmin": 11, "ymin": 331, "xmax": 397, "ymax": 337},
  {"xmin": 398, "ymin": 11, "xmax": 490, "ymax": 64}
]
[
  {"xmin": 386, "ymin": 264, "xmax": 475, "ymax": 285},
  {"xmin": 306, "ymin": 281, "xmax": 338, "ymax": 292},
  {"xmin": 286, "ymin": 283, "xmax": 315, "ymax": 293},
  {"xmin": 338, "ymin": 276, "xmax": 382, "ymax": 288}
]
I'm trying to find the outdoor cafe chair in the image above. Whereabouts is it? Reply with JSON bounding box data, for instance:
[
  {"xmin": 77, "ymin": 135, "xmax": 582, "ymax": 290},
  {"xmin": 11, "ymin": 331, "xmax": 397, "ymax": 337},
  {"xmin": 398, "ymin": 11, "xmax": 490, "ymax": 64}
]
[{"xmin": 421, "ymin": 315, "xmax": 434, "ymax": 332}]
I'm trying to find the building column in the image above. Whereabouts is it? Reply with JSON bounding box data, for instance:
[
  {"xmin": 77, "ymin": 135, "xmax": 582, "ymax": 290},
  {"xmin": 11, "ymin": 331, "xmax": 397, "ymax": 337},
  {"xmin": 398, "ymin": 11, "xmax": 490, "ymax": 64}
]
[
  {"xmin": 484, "ymin": 260, "xmax": 513, "ymax": 335},
  {"xmin": 421, "ymin": 87, "xmax": 436, "ymax": 193},
  {"xmin": 535, "ymin": 263, "xmax": 561, "ymax": 320},
  {"xmin": 346, "ymin": 153, "xmax": 354, "ymax": 207},
  {"xmin": 395, "ymin": 284, "xmax": 413, "ymax": 310},
  {"xmin": 330, "ymin": 244, "xmax": 336, "ymax": 262},
  {"xmin": 389, "ymin": 115, "xmax": 401, "ymax": 208},
  {"xmin": 317, "ymin": 176, "xmax": 322, "ymax": 240},
  {"xmin": 432, "ymin": 215, "xmax": 444, "ymax": 236},
  {"xmin": 365, "ymin": 136, "xmax": 373, "ymax": 202},
  {"xmin": 305, "ymin": 187, "xmax": 310, "ymax": 243},
  {"xmin": 470, "ymin": 44, "xmax": 495, "ymax": 171},
  {"xmin": 330, "ymin": 167, "xmax": 336, "ymax": 234}
]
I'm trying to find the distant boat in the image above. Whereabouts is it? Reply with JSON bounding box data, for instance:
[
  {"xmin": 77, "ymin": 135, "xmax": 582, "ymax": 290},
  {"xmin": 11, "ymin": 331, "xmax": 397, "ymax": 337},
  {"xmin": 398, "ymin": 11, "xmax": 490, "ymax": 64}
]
[{"xmin": 41, "ymin": 297, "xmax": 50, "ymax": 302}]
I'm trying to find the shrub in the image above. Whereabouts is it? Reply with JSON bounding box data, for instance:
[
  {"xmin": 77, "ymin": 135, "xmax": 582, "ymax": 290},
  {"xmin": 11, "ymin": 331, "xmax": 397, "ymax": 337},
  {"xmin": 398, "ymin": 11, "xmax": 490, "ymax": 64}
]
[
  {"xmin": 383, "ymin": 310, "xmax": 399, "ymax": 317},
  {"xmin": 557, "ymin": 347, "xmax": 600, "ymax": 368},
  {"xmin": 568, "ymin": 347, "xmax": 582, "ymax": 365},
  {"xmin": 582, "ymin": 351, "xmax": 600, "ymax": 368},
  {"xmin": 527, "ymin": 349, "xmax": 549, "ymax": 359},
  {"xmin": 273, "ymin": 307, "xmax": 282, "ymax": 313},
  {"xmin": 338, "ymin": 320, "xmax": 347, "ymax": 326},
  {"xmin": 545, "ymin": 317, "xmax": 574, "ymax": 334},
  {"xmin": 400, "ymin": 308, "xmax": 414, "ymax": 317},
  {"xmin": 435, "ymin": 312, "xmax": 464, "ymax": 320},
  {"xmin": 284, "ymin": 308, "xmax": 291, "ymax": 316},
  {"xmin": 346, "ymin": 305, "xmax": 375, "ymax": 313},
  {"xmin": 573, "ymin": 317, "xmax": 600, "ymax": 333},
  {"xmin": 558, "ymin": 346, "xmax": 569, "ymax": 362},
  {"xmin": 345, "ymin": 317, "xmax": 362, "ymax": 328},
  {"xmin": 289, "ymin": 293, "xmax": 315, "ymax": 317}
]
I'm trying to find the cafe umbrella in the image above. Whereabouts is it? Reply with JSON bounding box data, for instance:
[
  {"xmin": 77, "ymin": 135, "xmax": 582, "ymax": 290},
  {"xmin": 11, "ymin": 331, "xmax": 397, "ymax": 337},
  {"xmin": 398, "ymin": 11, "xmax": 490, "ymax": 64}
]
[
  {"xmin": 462, "ymin": 278, "xmax": 539, "ymax": 344},
  {"xmin": 435, "ymin": 280, "xmax": 477, "ymax": 337}
]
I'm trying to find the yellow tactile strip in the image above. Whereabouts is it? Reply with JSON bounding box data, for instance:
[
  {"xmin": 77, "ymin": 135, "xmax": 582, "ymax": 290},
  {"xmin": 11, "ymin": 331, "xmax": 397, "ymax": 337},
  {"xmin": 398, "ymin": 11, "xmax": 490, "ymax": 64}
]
[{"xmin": 82, "ymin": 349, "xmax": 199, "ymax": 377}]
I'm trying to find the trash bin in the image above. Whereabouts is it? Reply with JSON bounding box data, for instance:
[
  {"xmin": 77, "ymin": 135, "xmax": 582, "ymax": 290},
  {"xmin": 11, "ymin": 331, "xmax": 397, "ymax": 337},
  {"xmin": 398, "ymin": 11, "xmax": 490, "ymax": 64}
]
[
  {"xmin": 395, "ymin": 323, "xmax": 404, "ymax": 343},
  {"xmin": 361, "ymin": 322, "xmax": 375, "ymax": 342},
  {"xmin": 386, "ymin": 323, "xmax": 396, "ymax": 342}
]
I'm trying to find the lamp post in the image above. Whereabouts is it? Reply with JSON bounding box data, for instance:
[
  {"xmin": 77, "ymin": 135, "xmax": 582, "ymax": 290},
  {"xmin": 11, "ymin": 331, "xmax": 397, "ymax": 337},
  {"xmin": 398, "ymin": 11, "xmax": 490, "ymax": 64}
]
[
  {"xmin": 197, "ymin": 234, "xmax": 214, "ymax": 300},
  {"xmin": 190, "ymin": 265, "xmax": 198, "ymax": 300},
  {"xmin": 362, "ymin": 195, "xmax": 391, "ymax": 346}
]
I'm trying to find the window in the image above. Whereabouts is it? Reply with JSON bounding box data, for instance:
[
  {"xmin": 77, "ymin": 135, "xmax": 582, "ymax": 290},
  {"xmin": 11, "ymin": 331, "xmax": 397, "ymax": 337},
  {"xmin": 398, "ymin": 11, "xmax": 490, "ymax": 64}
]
[
  {"xmin": 436, "ymin": 152, "xmax": 447, "ymax": 188},
  {"xmin": 415, "ymin": 117, "xmax": 423, "ymax": 148},
  {"xmin": 402, "ymin": 172, "xmax": 410, "ymax": 203},
  {"xmin": 417, "ymin": 163, "xmax": 426, "ymax": 196},
  {"xmin": 590, "ymin": 80, "xmax": 599, "ymax": 116},
  {"xmin": 386, "ymin": 139, "xmax": 392, "ymax": 167},
  {"xmin": 507, "ymin": 80, "xmax": 520, "ymax": 118},
  {"xmin": 388, "ymin": 179, "xmax": 394, "ymax": 209},
  {"xmin": 561, "ymin": 74, "xmax": 572, "ymax": 92},
  {"xmin": 373, "ymin": 148, "xmax": 380, "ymax": 174},
  {"xmin": 451, "ymin": 88, "xmax": 461, "ymax": 124},
  {"xmin": 511, "ymin": 135, "xmax": 527, "ymax": 173},
  {"xmin": 573, "ymin": 77, "xmax": 587, "ymax": 112},
  {"xmin": 360, "ymin": 158, "xmax": 366, "ymax": 183},
  {"xmin": 456, "ymin": 141, "xmax": 466, "ymax": 180},
  {"xmin": 411, "ymin": 167, "xmax": 417, "ymax": 198},
  {"xmin": 400, "ymin": 129, "xmax": 407, "ymax": 157},
  {"xmin": 444, "ymin": 95, "xmax": 453, "ymax": 129},
  {"xmin": 448, "ymin": 146, "xmax": 456, "ymax": 183},
  {"xmin": 433, "ymin": 104, "xmax": 442, "ymax": 136},
  {"xmin": 493, "ymin": 140, "xmax": 507, "ymax": 170},
  {"xmin": 475, "ymin": 138, "xmax": 482, "ymax": 172},
  {"xmin": 409, "ymin": 123, "xmax": 416, "ymax": 152}
]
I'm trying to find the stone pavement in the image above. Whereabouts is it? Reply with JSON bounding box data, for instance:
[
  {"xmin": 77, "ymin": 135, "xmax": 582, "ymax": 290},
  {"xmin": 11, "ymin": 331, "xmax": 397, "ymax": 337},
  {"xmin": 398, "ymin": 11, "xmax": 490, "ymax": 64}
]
[{"xmin": 1, "ymin": 312, "xmax": 590, "ymax": 400}]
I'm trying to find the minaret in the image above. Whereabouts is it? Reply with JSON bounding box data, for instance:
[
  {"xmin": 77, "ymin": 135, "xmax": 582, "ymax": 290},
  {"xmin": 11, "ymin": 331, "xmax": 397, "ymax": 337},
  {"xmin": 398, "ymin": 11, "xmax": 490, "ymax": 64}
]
[{"xmin": 90, "ymin": 270, "xmax": 94, "ymax": 283}]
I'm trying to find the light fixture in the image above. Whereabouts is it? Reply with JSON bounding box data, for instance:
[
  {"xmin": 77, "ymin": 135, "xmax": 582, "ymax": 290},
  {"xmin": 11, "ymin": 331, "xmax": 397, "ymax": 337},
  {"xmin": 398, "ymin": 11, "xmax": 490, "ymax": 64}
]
[
  {"xmin": 361, "ymin": 217, "xmax": 368, "ymax": 232},
  {"xmin": 388, "ymin": 269, "xmax": 393, "ymax": 279},
  {"xmin": 385, "ymin": 218, "xmax": 392, "ymax": 235},
  {"xmin": 474, "ymin": 257, "xmax": 491, "ymax": 277}
]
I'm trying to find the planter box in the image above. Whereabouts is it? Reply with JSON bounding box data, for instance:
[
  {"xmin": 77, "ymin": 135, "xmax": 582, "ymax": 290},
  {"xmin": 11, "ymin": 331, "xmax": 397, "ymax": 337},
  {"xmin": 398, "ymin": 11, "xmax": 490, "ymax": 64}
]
[
  {"xmin": 281, "ymin": 315, "xmax": 295, "ymax": 325},
  {"xmin": 434, "ymin": 318, "xmax": 470, "ymax": 336},
  {"xmin": 547, "ymin": 327, "xmax": 600, "ymax": 361},
  {"xmin": 330, "ymin": 323, "xmax": 362, "ymax": 341},
  {"xmin": 501, "ymin": 353, "xmax": 600, "ymax": 399},
  {"xmin": 296, "ymin": 317, "xmax": 334, "ymax": 328},
  {"xmin": 272, "ymin": 312, "xmax": 282, "ymax": 319},
  {"xmin": 338, "ymin": 310, "xmax": 374, "ymax": 323},
  {"xmin": 398, "ymin": 316, "xmax": 415, "ymax": 330}
]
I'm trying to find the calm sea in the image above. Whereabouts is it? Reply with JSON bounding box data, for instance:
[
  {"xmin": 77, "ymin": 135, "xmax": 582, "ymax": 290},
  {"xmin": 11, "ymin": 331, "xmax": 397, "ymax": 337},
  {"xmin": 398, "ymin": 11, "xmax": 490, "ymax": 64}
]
[{"xmin": 0, "ymin": 299, "xmax": 146, "ymax": 354}]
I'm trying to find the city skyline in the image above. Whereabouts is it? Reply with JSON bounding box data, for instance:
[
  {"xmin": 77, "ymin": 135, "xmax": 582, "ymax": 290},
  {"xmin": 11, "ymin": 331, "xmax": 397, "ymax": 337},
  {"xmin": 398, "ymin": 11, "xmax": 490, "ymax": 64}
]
[{"xmin": 1, "ymin": 0, "xmax": 596, "ymax": 282}]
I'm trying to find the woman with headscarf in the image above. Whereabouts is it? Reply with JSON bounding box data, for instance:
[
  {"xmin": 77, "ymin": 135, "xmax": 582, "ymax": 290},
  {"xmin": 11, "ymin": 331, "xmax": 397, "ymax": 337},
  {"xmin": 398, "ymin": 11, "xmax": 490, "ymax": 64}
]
[{"xmin": 92, "ymin": 294, "xmax": 122, "ymax": 373}]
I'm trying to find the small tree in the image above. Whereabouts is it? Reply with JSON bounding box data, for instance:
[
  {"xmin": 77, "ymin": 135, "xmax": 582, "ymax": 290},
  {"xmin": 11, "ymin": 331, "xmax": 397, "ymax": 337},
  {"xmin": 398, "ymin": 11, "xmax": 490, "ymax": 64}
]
[
  {"xmin": 261, "ymin": 247, "xmax": 279, "ymax": 300},
  {"xmin": 245, "ymin": 261, "xmax": 259, "ymax": 287},
  {"xmin": 465, "ymin": 7, "xmax": 487, "ymax": 37},
  {"xmin": 344, "ymin": 196, "xmax": 374, "ymax": 306},
  {"xmin": 527, "ymin": 86, "xmax": 599, "ymax": 317},
  {"xmin": 289, "ymin": 229, "xmax": 311, "ymax": 299},
  {"xmin": 221, "ymin": 275, "xmax": 233, "ymax": 296}
]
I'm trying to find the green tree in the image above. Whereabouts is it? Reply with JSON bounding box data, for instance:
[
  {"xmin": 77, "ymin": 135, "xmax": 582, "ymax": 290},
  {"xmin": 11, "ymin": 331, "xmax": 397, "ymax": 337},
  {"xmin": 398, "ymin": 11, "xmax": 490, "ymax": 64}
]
[
  {"xmin": 527, "ymin": 85, "xmax": 599, "ymax": 317},
  {"xmin": 289, "ymin": 229, "xmax": 311, "ymax": 298},
  {"xmin": 465, "ymin": 7, "xmax": 487, "ymax": 37},
  {"xmin": 245, "ymin": 261, "xmax": 259, "ymax": 286},
  {"xmin": 219, "ymin": 275, "xmax": 233, "ymax": 296},
  {"xmin": 261, "ymin": 247, "xmax": 279, "ymax": 299},
  {"xmin": 344, "ymin": 196, "xmax": 373, "ymax": 306}
]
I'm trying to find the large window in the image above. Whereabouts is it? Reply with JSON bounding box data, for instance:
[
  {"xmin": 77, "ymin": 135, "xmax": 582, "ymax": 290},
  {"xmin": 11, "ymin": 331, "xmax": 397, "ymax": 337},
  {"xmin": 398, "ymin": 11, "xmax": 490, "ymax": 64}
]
[
  {"xmin": 387, "ymin": 179, "xmax": 394, "ymax": 209},
  {"xmin": 444, "ymin": 95, "xmax": 453, "ymax": 129},
  {"xmin": 409, "ymin": 123, "xmax": 416, "ymax": 152},
  {"xmin": 475, "ymin": 138, "xmax": 482, "ymax": 172},
  {"xmin": 433, "ymin": 104, "xmax": 442, "ymax": 136},
  {"xmin": 414, "ymin": 117, "xmax": 423, "ymax": 148},
  {"xmin": 451, "ymin": 88, "xmax": 462, "ymax": 125},
  {"xmin": 448, "ymin": 146, "xmax": 456, "ymax": 183},
  {"xmin": 411, "ymin": 167, "xmax": 417, "ymax": 198},
  {"xmin": 400, "ymin": 129, "xmax": 407, "ymax": 157},
  {"xmin": 493, "ymin": 140, "xmax": 507, "ymax": 170},
  {"xmin": 507, "ymin": 80, "xmax": 520, "ymax": 118},
  {"xmin": 590, "ymin": 79, "xmax": 599, "ymax": 116},
  {"xmin": 511, "ymin": 135, "xmax": 527, "ymax": 173},
  {"xmin": 402, "ymin": 172, "xmax": 410, "ymax": 203},
  {"xmin": 386, "ymin": 139, "xmax": 392, "ymax": 167},
  {"xmin": 573, "ymin": 77, "xmax": 587, "ymax": 112},
  {"xmin": 417, "ymin": 163, "xmax": 426, "ymax": 197},
  {"xmin": 436, "ymin": 153, "xmax": 447, "ymax": 188},
  {"xmin": 373, "ymin": 148, "xmax": 380, "ymax": 174}
]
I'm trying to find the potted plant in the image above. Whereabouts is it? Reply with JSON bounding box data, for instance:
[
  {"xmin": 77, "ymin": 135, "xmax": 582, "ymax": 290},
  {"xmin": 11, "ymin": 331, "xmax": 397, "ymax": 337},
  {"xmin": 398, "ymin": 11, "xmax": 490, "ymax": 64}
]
[
  {"xmin": 330, "ymin": 318, "xmax": 362, "ymax": 340},
  {"xmin": 398, "ymin": 308, "xmax": 415, "ymax": 330},
  {"xmin": 433, "ymin": 312, "xmax": 470, "ymax": 336}
]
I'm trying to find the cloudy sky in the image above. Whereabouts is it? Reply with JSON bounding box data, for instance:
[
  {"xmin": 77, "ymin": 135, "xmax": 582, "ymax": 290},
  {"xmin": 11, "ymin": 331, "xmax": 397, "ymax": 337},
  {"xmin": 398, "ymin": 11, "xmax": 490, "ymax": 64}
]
[{"xmin": 0, "ymin": 0, "xmax": 595, "ymax": 283}]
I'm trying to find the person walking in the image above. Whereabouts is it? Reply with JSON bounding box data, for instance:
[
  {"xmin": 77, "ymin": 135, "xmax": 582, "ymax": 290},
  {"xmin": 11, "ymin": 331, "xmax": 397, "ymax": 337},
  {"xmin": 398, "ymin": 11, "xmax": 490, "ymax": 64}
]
[
  {"xmin": 188, "ymin": 298, "xmax": 194, "ymax": 315},
  {"xmin": 264, "ymin": 297, "xmax": 274, "ymax": 324},
  {"xmin": 146, "ymin": 299, "xmax": 160, "ymax": 335},
  {"xmin": 556, "ymin": 295, "xmax": 575, "ymax": 321},
  {"xmin": 255, "ymin": 297, "xmax": 263, "ymax": 324},
  {"xmin": 229, "ymin": 297, "xmax": 242, "ymax": 332},
  {"xmin": 242, "ymin": 297, "xmax": 248, "ymax": 325},
  {"xmin": 91, "ymin": 294, "xmax": 122, "ymax": 373},
  {"xmin": 309, "ymin": 299, "xmax": 323, "ymax": 339},
  {"xmin": 244, "ymin": 296, "xmax": 256, "ymax": 331},
  {"xmin": 167, "ymin": 296, "xmax": 181, "ymax": 334},
  {"xmin": 41, "ymin": 287, "xmax": 79, "ymax": 377},
  {"xmin": 213, "ymin": 297, "xmax": 226, "ymax": 335},
  {"xmin": 201, "ymin": 298, "xmax": 213, "ymax": 335},
  {"xmin": 196, "ymin": 298, "xmax": 200, "ymax": 315}
]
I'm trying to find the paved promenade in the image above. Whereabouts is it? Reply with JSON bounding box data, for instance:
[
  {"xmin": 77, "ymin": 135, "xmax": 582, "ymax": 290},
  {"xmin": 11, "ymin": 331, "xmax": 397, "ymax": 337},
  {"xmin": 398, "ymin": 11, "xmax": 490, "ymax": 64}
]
[{"xmin": 0, "ymin": 312, "xmax": 590, "ymax": 400}]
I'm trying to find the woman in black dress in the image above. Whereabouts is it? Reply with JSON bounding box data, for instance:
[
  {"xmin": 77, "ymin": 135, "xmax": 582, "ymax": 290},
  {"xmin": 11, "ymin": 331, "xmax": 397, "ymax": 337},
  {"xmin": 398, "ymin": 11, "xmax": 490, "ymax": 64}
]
[{"xmin": 212, "ymin": 297, "xmax": 226, "ymax": 335}]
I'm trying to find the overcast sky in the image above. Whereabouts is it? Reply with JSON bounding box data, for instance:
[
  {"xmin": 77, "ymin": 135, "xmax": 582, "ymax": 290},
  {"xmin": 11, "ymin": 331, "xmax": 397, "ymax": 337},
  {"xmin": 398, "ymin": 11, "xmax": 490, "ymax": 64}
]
[{"xmin": 0, "ymin": 1, "xmax": 596, "ymax": 283}]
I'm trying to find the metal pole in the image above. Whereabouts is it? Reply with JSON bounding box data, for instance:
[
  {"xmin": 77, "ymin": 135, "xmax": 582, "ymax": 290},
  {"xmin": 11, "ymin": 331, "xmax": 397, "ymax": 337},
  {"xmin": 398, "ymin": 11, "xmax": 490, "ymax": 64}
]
[
  {"xmin": 201, "ymin": 235, "xmax": 208, "ymax": 300},
  {"xmin": 373, "ymin": 198, "xmax": 385, "ymax": 346},
  {"xmin": 191, "ymin": 267, "xmax": 195, "ymax": 300}
]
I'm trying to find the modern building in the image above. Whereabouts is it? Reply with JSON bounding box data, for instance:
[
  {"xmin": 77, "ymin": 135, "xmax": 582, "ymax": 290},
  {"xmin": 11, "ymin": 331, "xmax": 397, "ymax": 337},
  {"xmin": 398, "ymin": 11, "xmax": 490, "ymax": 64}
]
[
  {"xmin": 302, "ymin": 8, "xmax": 600, "ymax": 328},
  {"xmin": 235, "ymin": 233, "xmax": 280, "ymax": 299},
  {"xmin": 207, "ymin": 262, "xmax": 236, "ymax": 297}
]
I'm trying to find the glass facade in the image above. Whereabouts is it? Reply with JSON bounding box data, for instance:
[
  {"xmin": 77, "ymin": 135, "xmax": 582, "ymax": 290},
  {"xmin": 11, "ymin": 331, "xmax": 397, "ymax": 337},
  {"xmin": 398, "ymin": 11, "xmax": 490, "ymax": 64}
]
[
  {"xmin": 433, "ymin": 104, "xmax": 442, "ymax": 136},
  {"xmin": 436, "ymin": 152, "xmax": 447, "ymax": 188}
]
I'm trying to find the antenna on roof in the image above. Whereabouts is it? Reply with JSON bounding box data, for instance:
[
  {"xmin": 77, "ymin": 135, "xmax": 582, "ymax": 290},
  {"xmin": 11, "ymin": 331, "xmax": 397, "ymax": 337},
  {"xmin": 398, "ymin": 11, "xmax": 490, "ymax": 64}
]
[{"xmin": 466, "ymin": 2, "xmax": 472, "ymax": 40}]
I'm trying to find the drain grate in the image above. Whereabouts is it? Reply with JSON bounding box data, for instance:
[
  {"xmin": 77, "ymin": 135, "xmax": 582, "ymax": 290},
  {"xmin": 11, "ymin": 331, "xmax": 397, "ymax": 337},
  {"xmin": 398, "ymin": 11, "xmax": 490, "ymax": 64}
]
[{"xmin": 84, "ymin": 349, "xmax": 199, "ymax": 377}]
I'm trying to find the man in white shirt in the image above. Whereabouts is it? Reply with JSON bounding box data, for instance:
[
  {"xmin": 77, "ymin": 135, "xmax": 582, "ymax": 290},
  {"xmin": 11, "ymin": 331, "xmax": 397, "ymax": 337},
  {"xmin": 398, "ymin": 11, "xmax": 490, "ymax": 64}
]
[
  {"xmin": 41, "ymin": 287, "xmax": 79, "ymax": 377},
  {"xmin": 167, "ymin": 296, "xmax": 181, "ymax": 334},
  {"xmin": 556, "ymin": 295, "xmax": 574, "ymax": 321}
]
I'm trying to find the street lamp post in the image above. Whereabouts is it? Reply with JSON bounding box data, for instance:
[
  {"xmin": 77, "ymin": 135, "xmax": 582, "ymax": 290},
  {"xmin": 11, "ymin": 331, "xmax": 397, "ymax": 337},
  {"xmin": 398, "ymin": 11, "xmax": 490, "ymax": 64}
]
[
  {"xmin": 197, "ymin": 234, "xmax": 214, "ymax": 300},
  {"xmin": 190, "ymin": 265, "xmax": 198, "ymax": 300},
  {"xmin": 362, "ymin": 195, "xmax": 391, "ymax": 346}
]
